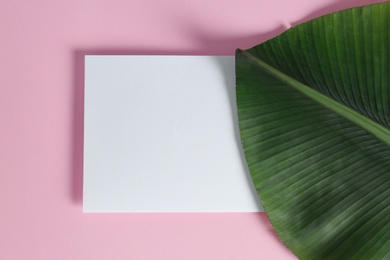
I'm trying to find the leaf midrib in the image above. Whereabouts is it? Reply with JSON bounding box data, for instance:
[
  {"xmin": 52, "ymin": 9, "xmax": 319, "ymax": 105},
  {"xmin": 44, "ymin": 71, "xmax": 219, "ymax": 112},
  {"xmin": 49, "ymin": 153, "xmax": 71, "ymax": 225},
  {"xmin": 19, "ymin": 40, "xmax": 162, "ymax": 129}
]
[{"xmin": 237, "ymin": 49, "xmax": 390, "ymax": 146}]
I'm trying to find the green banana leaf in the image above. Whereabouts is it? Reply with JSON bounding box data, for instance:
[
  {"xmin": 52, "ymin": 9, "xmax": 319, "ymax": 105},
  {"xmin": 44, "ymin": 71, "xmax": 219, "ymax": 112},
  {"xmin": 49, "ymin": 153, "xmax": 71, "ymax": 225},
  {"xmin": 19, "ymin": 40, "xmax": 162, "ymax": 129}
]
[{"xmin": 236, "ymin": 2, "xmax": 390, "ymax": 259}]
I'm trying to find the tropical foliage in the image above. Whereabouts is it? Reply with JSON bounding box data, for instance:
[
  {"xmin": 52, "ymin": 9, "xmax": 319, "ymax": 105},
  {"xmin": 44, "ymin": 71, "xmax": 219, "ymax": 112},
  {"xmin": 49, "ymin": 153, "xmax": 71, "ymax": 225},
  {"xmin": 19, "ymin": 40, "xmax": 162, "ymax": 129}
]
[{"xmin": 236, "ymin": 2, "xmax": 390, "ymax": 259}]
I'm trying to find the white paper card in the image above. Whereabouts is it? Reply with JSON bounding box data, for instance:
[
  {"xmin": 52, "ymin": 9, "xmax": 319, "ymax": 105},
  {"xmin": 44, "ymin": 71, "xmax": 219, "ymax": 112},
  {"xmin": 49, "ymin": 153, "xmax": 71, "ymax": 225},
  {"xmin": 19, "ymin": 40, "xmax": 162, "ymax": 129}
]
[{"xmin": 84, "ymin": 55, "xmax": 262, "ymax": 212}]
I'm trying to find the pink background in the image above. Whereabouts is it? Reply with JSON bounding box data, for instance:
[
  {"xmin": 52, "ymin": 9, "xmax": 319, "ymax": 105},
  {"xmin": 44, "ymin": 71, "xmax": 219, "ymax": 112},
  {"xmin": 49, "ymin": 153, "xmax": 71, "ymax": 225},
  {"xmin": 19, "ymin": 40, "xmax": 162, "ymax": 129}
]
[{"xmin": 0, "ymin": 0, "xmax": 385, "ymax": 259}]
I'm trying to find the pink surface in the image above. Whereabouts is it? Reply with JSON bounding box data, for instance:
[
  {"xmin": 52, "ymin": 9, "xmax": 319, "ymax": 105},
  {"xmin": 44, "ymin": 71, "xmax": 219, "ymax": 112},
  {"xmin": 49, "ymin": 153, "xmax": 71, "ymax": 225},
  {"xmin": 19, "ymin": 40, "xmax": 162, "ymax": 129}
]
[{"xmin": 0, "ymin": 0, "xmax": 385, "ymax": 259}]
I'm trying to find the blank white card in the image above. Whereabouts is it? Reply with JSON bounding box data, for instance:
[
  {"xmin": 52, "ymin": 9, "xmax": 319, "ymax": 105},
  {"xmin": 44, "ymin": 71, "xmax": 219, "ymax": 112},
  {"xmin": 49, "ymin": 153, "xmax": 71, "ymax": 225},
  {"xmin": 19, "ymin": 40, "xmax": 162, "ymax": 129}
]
[{"xmin": 83, "ymin": 55, "xmax": 262, "ymax": 212}]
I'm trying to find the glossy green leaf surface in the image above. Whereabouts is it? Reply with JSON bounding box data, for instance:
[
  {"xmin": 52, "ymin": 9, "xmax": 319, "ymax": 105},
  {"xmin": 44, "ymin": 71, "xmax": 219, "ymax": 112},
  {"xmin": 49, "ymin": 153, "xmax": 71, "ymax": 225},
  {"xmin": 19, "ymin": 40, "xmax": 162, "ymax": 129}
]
[{"xmin": 236, "ymin": 3, "xmax": 390, "ymax": 259}]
